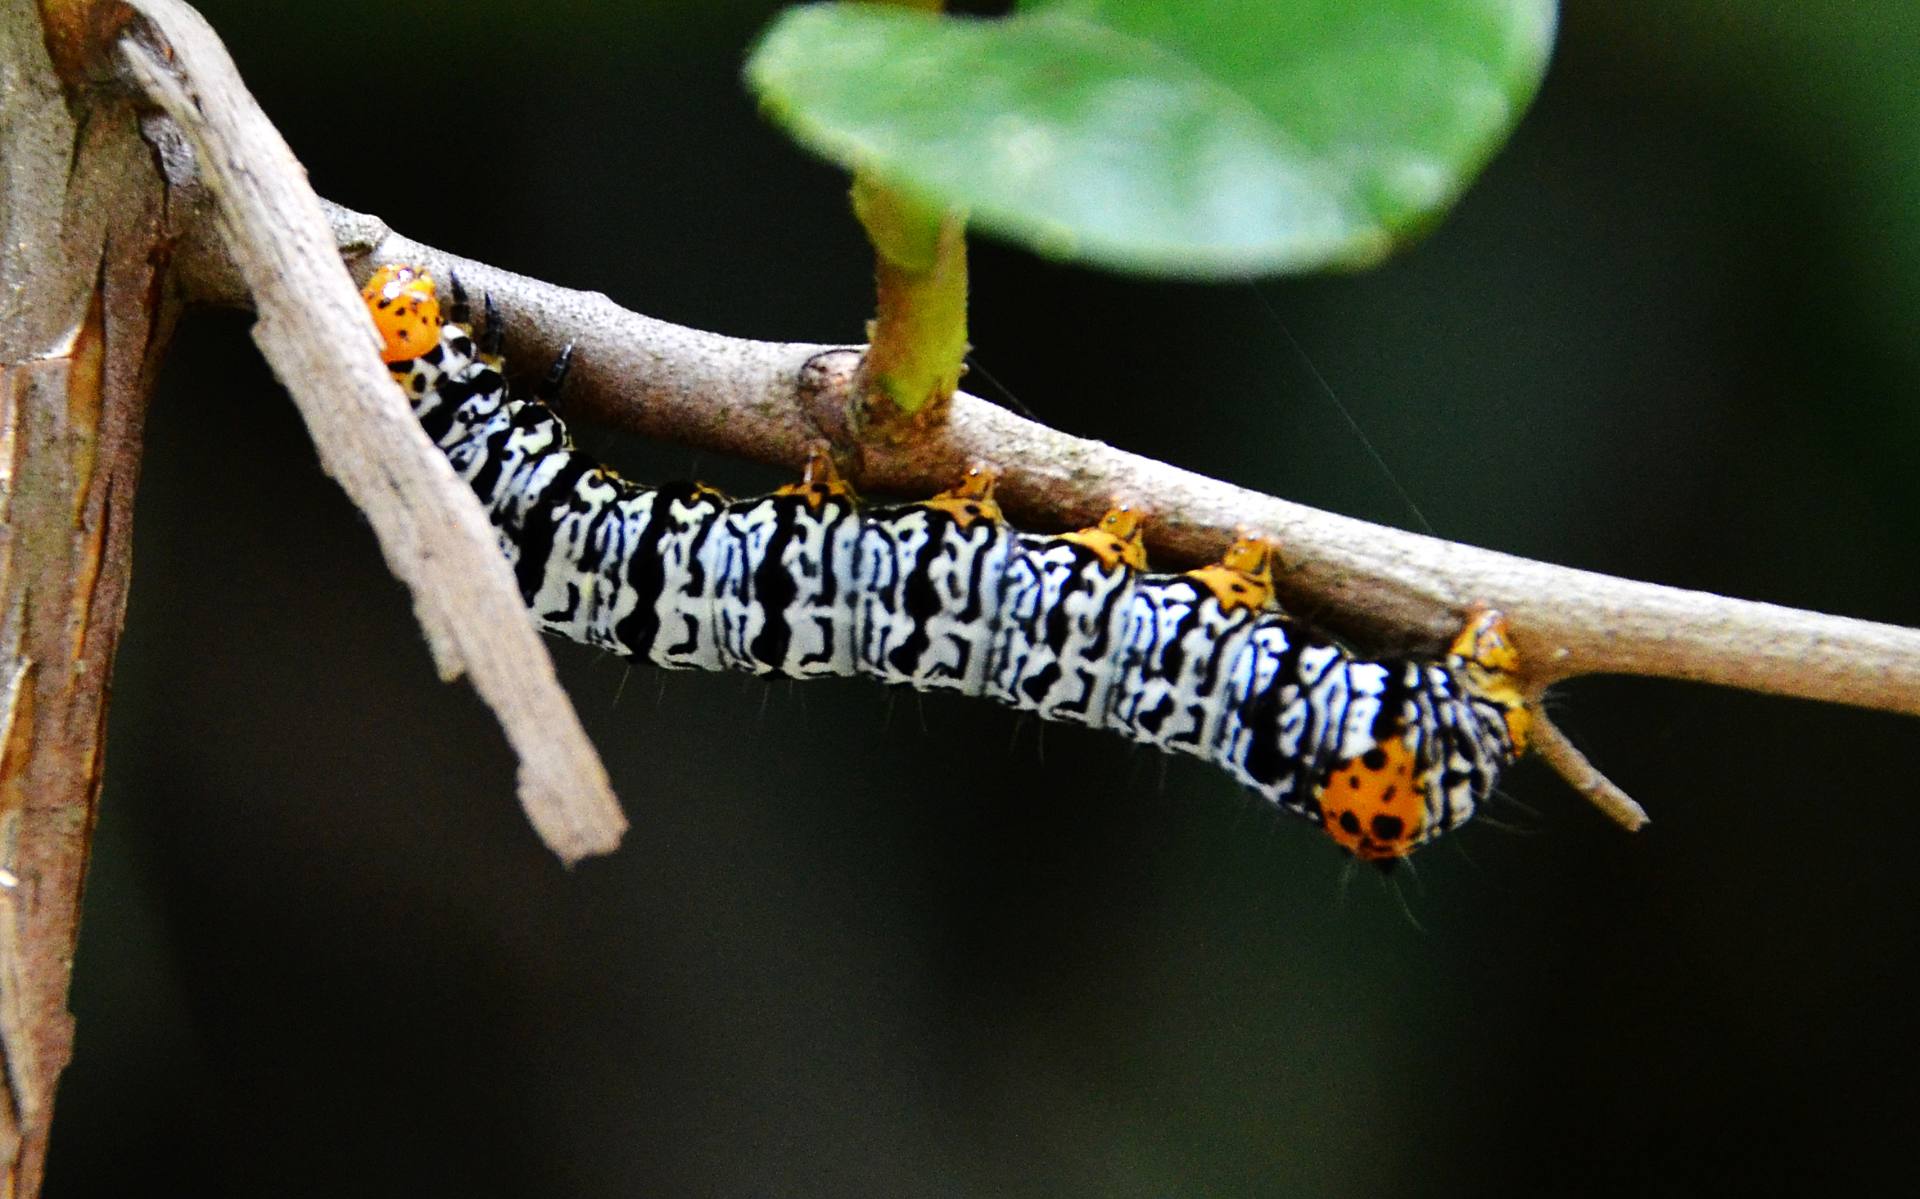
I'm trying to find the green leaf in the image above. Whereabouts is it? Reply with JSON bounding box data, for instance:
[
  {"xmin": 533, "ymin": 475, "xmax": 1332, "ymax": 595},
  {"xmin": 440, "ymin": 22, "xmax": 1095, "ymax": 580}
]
[{"xmin": 746, "ymin": 0, "xmax": 1556, "ymax": 278}]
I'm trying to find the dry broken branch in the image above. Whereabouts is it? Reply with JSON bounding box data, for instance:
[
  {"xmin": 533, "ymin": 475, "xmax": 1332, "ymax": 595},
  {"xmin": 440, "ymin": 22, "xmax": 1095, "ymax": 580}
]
[{"xmin": 117, "ymin": 0, "xmax": 624, "ymax": 864}]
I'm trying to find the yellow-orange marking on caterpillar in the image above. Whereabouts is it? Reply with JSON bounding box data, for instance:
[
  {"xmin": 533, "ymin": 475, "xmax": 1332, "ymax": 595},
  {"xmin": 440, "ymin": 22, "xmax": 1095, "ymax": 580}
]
[
  {"xmin": 921, "ymin": 464, "xmax": 1004, "ymax": 528},
  {"xmin": 776, "ymin": 445, "xmax": 857, "ymax": 509},
  {"xmin": 1064, "ymin": 504, "xmax": 1149, "ymax": 571},
  {"xmin": 1187, "ymin": 533, "xmax": 1278, "ymax": 612},
  {"xmin": 1451, "ymin": 607, "xmax": 1531, "ymax": 752}
]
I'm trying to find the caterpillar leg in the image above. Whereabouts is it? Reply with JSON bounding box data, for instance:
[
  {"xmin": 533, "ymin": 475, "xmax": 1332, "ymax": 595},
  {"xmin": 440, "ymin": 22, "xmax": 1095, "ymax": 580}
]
[
  {"xmin": 1061, "ymin": 503, "xmax": 1149, "ymax": 571},
  {"xmin": 537, "ymin": 343, "xmax": 576, "ymax": 403},
  {"xmin": 920, "ymin": 463, "xmax": 1002, "ymax": 527},
  {"xmin": 774, "ymin": 444, "xmax": 858, "ymax": 508},
  {"xmin": 441, "ymin": 270, "xmax": 505, "ymax": 358},
  {"xmin": 480, "ymin": 295, "xmax": 505, "ymax": 358},
  {"xmin": 446, "ymin": 270, "xmax": 472, "ymax": 328},
  {"xmin": 1185, "ymin": 532, "xmax": 1279, "ymax": 613}
]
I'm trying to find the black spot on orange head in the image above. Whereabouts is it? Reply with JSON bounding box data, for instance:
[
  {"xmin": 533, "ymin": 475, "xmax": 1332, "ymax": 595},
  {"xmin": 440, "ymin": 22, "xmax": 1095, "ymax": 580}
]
[
  {"xmin": 362, "ymin": 264, "xmax": 441, "ymax": 364},
  {"xmin": 1316, "ymin": 735, "xmax": 1425, "ymax": 861}
]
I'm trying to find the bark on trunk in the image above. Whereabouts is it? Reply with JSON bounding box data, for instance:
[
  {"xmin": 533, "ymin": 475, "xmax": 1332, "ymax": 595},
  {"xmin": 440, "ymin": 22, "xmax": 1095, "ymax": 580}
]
[{"xmin": 0, "ymin": 1, "xmax": 181, "ymax": 1189}]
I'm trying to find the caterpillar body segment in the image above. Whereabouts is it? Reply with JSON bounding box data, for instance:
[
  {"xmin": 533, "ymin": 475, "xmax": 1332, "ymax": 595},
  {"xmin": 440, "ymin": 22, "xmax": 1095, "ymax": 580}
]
[
  {"xmin": 855, "ymin": 489, "xmax": 1016, "ymax": 695},
  {"xmin": 364, "ymin": 265, "xmax": 1528, "ymax": 861}
]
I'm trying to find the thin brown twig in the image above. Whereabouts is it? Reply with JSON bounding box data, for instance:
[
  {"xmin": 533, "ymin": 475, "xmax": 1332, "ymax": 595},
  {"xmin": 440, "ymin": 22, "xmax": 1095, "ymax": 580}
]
[
  {"xmin": 118, "ymin": 0, "xmax": 625, "ymax": 863},
  {"xmin": 1528, "ymin": 711, "xmax": 1651, "ymax": 832}
]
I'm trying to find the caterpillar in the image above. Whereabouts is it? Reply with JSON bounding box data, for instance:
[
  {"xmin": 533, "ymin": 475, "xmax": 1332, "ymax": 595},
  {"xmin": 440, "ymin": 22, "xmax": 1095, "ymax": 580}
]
[{"xmin": 362, "ymin": 264, "xmax": 1532, "ymax": 862}]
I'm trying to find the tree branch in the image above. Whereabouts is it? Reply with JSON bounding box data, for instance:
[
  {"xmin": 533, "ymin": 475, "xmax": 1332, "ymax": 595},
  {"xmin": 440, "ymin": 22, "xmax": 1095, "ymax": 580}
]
[
  {"xmin": 117, "ymin": 0, "xmax": 624, "ymax": 864},
  {"xmin": 170, "ymin": 200, "xmax": 1920, "ymax": 831},
  {"xmin": 300, "ymin": 212, "xmax": 1920, "ymax": 708}
]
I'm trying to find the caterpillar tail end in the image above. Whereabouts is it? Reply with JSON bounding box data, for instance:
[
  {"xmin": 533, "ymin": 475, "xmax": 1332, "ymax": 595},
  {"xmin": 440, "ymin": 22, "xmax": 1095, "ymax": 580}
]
[{"xmin": 363, "ymin": 264, "xmax": 442, "ymax": 364}]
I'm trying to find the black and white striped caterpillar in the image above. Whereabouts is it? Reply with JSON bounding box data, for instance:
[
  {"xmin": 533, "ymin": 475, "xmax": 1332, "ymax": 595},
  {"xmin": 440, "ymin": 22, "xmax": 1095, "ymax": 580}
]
[{"xmin": 364, "ymin": 264, "xmax": 1532, "ymax": 861}]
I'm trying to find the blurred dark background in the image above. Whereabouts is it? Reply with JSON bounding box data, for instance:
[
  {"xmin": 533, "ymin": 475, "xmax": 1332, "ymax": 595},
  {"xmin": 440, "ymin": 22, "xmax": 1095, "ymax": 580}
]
[{"xmin": 46, "ymin": 1, "xmax": 1920, "ymax": 1195}]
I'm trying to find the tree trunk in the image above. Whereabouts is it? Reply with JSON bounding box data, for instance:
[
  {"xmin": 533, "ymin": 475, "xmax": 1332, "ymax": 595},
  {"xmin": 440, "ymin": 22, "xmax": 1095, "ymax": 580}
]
[{"xmin": 0, "ymin": 1, "xmax": 180, "ymax": 1190}]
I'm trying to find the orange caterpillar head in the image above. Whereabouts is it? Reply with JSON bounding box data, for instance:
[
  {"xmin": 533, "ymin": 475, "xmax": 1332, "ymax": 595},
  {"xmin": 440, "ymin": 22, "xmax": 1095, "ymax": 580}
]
[
  {"xmin": 362, "ymin": 264, "xmax": 442, "ymax": 364},
  {"xmin": 1317, "ymin": 735, "xmax": 1427, "ymax": 862},
  {"xmin": 1316, "ymin": 609, "xmax": 1531, "ymax": 862}
]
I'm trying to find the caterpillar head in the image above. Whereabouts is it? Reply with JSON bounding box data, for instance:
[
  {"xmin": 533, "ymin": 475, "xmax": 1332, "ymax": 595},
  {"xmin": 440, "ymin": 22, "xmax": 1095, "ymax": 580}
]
[
  {"xmin": 1317, "ymin": 735, "xmax": 1428, "ymax": 863},
  {"xmin": 1316, "ymin": 609, "xmax": 1531, "ymax": 863},
  {"xmin": 363, "ymin": 264, "xmax": 442, "ymax": 363}
]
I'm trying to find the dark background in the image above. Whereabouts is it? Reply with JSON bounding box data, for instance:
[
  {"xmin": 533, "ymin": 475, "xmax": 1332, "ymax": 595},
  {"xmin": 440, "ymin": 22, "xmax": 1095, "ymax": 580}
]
[{"xmin": 47, "ymin": 1, "xmax": 1920, "ymax": 1195}]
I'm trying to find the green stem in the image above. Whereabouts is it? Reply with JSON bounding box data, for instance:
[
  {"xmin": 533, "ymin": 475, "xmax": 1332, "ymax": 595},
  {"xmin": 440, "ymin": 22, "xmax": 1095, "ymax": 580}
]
[
  {"xmin": 849, "ymin": 0, "xmax": 964, "ymax": 430},
  {"xmin": 853, "ymin": 172, "xmax": 969, "ymax": 425}
]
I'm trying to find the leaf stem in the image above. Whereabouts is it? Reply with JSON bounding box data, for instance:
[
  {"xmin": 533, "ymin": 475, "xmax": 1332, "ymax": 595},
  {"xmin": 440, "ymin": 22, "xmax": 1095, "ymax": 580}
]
[{"xmin": 852, "ymin": 173, "xmax": 969, "ymax": 431}]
